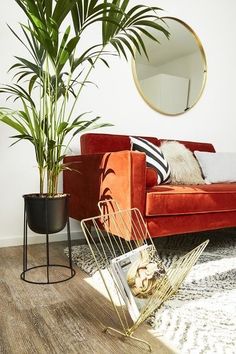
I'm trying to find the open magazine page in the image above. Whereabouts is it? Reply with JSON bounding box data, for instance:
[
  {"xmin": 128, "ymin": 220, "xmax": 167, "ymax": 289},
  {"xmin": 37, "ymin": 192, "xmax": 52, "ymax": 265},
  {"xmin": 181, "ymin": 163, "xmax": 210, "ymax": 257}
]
[{"xmin": 110, "ymin": 244, "xmax": 166, "ymax": 322}]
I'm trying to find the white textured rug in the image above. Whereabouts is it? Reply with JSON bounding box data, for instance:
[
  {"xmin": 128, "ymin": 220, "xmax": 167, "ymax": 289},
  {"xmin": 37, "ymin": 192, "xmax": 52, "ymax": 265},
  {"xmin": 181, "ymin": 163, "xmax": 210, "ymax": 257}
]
[{"xmin": 65, "ymin": 229, "xmax": 236, "ymax": 354}]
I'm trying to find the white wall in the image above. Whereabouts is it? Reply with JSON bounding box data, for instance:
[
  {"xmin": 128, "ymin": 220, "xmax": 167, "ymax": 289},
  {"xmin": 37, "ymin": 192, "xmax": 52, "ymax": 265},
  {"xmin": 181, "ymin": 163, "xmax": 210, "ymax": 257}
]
[{"xmin": 0, "ymin": 0, "xmax": 236, "ymax": 246}]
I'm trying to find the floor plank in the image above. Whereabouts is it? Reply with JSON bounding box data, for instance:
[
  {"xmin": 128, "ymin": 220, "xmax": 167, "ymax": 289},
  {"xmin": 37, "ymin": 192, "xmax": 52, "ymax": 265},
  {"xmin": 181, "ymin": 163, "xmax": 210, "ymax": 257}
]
[{"xmin": 0, "ymin": 242, "xmax": 177, "ymax": 354}]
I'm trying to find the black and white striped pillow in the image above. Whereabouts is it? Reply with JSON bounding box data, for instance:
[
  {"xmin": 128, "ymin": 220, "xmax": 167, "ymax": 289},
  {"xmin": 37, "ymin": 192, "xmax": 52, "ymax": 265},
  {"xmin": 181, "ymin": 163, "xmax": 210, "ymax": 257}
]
[{"xmin": 130, "ymin": 136, "xmax": 170, "ymax": 184}]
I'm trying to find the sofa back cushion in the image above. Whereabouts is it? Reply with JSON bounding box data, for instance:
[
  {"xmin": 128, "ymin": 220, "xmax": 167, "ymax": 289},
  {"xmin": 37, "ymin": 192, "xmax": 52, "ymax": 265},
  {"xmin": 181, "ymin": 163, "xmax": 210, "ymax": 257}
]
[
  {"xmin": 80, "ymin": 133, "xmax": 159, "ymax": 154},
  {"xmin": 81, "ymin": 133, "xmax": 215, "ymax": 155},
  {"xmin": 160, "ymin": 139, "xmax": 215, "ymax": 153}
]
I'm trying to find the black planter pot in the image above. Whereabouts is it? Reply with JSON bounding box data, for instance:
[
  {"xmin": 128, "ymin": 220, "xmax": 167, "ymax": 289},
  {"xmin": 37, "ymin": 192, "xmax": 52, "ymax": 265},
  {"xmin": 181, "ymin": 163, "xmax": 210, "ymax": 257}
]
[
  {"xmin": 21, "ymin": 193, "xmax": 75, "ymax": 284},
  {"xmin": 23, "ymin": 193, "xmax": 70, "ymax": 234}
]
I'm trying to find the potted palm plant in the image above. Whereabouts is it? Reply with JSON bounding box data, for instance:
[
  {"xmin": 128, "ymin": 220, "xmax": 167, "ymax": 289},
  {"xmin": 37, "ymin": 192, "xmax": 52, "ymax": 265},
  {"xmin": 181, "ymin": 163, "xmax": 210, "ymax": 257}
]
[{"xmin": 0, "ymin": 0, "xmax": 169, "ymax": 234}]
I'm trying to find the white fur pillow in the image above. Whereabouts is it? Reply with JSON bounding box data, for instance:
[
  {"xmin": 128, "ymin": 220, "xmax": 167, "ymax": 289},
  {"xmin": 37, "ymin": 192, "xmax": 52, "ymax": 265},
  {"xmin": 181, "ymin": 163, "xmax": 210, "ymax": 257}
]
[{"xmin": 160, "ymin": 141, "xmax": 205, "ymax": 184}]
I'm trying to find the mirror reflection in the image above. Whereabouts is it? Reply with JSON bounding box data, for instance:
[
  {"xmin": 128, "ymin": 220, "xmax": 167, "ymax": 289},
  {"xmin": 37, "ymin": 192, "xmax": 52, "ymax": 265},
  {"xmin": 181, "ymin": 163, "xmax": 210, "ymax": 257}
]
[{"xmin": 133, "ymin": 17, "xmax": 207, "ymax": 115}]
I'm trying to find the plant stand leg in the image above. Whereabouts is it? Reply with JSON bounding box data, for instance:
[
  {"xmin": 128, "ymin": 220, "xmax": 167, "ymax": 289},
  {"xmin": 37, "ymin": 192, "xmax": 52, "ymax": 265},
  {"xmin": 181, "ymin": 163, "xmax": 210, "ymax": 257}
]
[
  {"xmin": 22, "ymin": 204, "xmax": 28, "ymax": 280},
  {"xmin": 104, "ymin": 327, "xmax": 152, "ymax": 352},
  {"xmin": 46, "ymin": 233, "xmax": 50, "ymax": 283},
  {"xmin": 66, "ymin": 217, "xmax": 73, "ymax": 276}
]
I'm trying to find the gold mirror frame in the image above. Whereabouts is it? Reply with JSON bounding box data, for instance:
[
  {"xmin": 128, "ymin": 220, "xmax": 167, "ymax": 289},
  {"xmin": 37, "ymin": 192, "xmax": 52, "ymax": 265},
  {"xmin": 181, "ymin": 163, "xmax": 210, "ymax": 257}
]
[{"xmin": 132, "ymin": 17, "xmax": 207, "ymax": 116}]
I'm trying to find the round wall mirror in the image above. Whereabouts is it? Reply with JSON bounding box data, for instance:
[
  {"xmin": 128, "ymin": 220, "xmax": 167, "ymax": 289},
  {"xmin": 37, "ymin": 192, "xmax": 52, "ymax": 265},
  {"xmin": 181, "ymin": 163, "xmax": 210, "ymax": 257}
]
[{"xmin": 132, "ymin": 17, "xmax": 207, "ymax": 116}]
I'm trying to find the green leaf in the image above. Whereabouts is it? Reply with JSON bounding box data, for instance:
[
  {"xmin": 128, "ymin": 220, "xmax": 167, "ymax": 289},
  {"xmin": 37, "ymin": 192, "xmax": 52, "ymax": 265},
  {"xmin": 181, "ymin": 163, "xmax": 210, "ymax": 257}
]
[
  {"xmin": 44, "ymin": 0, "xmax": 53, "ymax": 20},
  {"xmin": 71, "ymin": 44, "xmax": 101, "ymax": 71},
  {"xmin": 53, "ymin": 0, "xmax": 78, "ymax": 27},
  {"xmin": 57, "ymin": 122, "xmax": 69, "ymax": 134},
  {"xmin": 71, "ymin": 3, "xmax": 80, "ymax": 34},
  {"xmin": 110, "ymin": 39, "xmax": 127, "ymax": 60},
  {"xmin": 116, "ymin": 36, "xmax": 135, "ymax": 57},
  {"xmin": 7, "ymin": 24, "xmax": 33, "ymax": 58},
  {"xmin": 135, "ymin": 20, "xmax": 170, "ymax": 39},
  {"xmin": 135, "ymin": 26, "xmax": 161, "ymax": 43},
  {"xmin": 48, "ymin": 139, "xmax": 56, "ymax": 149},
  {"xmin": 0, "ymin": 114, "xmax": 27, "ymax": 135},
  {"xmin": 14, "ymin": 57, "xmax": 41, "ymax": 76},
  {"xmin": 99, "ymin": 57, "xmax": 110, "ymax": 68},
  {"xmin": 71, "ymin": 112, "xmax": 91, "ymax": 125},
  {"xmin": 57, "ymin": 26, "xmax": 71, "ymax": 60},
  {"xmin": 127, "ymin": 28, "xmax": 148, "ymax": 58},
  {"xmin": 9, "ymin": 134, "xmax": 34, "ymax": 146},
  {"xmin": 28, "ymin": 74, "xmax": 38, "ymax": 94},
  {"xmin": 88, "ymin": 0, "xmax": 99, "ymax": 16}
]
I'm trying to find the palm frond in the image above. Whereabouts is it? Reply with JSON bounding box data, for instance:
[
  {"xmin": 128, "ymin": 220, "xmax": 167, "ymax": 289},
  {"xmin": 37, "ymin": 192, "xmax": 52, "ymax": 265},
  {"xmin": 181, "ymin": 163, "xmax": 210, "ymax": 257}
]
[{"xmin": 102, "ymin": 1, "xmax": 169, "ymax": 59}]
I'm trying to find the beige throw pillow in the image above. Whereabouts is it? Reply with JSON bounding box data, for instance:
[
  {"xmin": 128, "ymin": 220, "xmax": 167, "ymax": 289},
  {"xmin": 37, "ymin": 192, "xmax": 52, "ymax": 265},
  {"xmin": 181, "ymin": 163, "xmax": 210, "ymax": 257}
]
[{"xmin": 160, "ymin": 141, "xmax": 205, "ymax": 185}]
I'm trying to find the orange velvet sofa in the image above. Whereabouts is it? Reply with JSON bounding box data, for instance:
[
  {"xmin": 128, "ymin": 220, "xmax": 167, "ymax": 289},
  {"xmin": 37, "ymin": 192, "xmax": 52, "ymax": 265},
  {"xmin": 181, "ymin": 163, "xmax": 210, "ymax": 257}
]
[{"xmin": 63, "ymin": 133, "xmax": 236, "ymax": 237}]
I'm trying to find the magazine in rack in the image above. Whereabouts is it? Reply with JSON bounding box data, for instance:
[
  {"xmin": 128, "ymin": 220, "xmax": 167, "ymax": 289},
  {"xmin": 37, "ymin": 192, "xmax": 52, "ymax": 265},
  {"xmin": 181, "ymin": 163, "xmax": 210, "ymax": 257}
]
[{"xmin": 110, "ymin": 244, "xmax": 166, "ymax": 322}]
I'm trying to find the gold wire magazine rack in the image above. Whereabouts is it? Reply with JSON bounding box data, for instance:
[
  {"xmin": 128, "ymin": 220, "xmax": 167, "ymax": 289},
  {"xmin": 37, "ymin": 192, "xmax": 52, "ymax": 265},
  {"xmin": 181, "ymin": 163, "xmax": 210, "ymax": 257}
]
[{"xmin": 81, "ymin": 200, "xmax": 209, "ymax": 351}]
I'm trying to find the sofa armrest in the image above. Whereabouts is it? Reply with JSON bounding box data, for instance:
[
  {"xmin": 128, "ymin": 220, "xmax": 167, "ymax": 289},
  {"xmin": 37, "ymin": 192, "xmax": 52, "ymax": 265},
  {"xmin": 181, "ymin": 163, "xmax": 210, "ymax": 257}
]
[{"xmin": 63, "ymin": 150, "xmax": 147, "ymax": 220}]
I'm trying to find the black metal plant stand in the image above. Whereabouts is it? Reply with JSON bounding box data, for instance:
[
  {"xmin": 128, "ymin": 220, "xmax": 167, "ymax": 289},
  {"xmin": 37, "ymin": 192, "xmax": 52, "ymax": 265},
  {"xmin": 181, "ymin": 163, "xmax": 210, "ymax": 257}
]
[{"xmin": 21, "ymin": 197, "xmax": 76, "ymax": 284}]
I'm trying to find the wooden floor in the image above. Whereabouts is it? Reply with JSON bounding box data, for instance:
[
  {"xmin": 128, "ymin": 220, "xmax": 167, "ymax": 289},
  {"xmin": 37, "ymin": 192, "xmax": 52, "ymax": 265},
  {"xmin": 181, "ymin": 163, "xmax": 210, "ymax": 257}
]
[{"xmin": 0, "ymin": 241, "xmax": 177, "ymax": 354}]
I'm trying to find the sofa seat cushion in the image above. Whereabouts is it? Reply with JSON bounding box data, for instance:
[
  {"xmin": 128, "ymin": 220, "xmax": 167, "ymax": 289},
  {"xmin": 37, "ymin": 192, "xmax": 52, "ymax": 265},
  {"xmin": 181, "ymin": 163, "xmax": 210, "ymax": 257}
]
[{"xmin": 145, "ymin": 183, "xmax": 236, "ymax": 216}]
